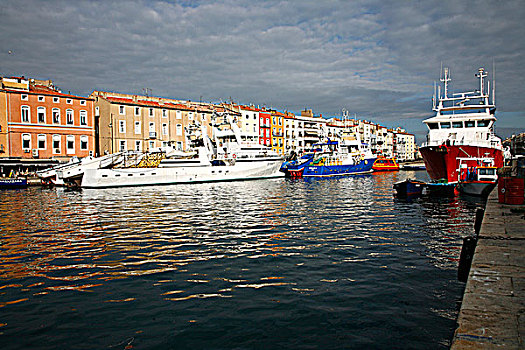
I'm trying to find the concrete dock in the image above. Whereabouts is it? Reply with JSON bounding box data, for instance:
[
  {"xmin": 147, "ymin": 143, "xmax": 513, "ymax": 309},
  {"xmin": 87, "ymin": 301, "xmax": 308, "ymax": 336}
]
[{"xmin": 451, "ymin": 189, "xmax": 525, "ymax": 349}]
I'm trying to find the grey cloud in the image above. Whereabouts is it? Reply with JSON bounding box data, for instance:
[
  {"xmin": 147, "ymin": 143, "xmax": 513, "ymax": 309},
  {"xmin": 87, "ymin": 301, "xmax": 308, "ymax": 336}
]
[{"xmin": 0, "ymin": 0, "xmax": 523, "ymax": 140}]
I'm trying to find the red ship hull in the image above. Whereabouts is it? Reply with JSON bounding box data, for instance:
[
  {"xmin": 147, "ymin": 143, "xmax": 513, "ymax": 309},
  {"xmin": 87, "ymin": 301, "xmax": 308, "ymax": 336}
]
[{"xmin": 420, "ymin": 145, "xmax": 504, "ymax": 183}]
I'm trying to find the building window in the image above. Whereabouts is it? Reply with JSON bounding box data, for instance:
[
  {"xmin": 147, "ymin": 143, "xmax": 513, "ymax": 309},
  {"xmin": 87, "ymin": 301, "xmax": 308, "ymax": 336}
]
[
  {"xmin": 52, "ymin": 108, "xmax": 60, "ymax": 124},
  {"xmin": 21, "ymin": 94, "xmax": 28, "ymax": 101},
  {"xmin": 149, "ymin": 141, "xmax": 155, "ymax": 149},
  {"xmin": 119, "ymin": 140, "xmax": 127, "ymax": 152},
  {"xmin": 66, "ymin": 99, "xmax": 72, "ymax": 104},
  {"xmin": 95, "ymin": 106, "xmax": 99, "ymax": 116},
  {"xmin": 149, "ymin": 122, "xmax": 155, "ymax": 133},
  {"xmin": 162, "ymin": 141, "xmax": 169, "ymax": 148},
  {"xmin": 37, "ymin": 134, "xmax": 46, "ymax": 150},
  {"xmin": 22, "ymin": 134, "xmax": 31, "ymax": 150},
  {"xmin": 119, "ymin": 120, "xmax": 126, "ymax": 133},
  {"xmin": 66, "ymin": 109, "xmax": 74, "ymax": 124},
  {"xmin": 80, "ymin": 136, "xmax": 88, "ymax": 150},
  {"xmin": 80, "ymin": 110, "xmax": 87, "ymax": 125},
  {"xmin": 37, "ymin": 107, "xmax": 46, "ymax": 123},
  {"xmin": 53, "ymin": 135, "xmax": 61, "ymax": 153},
  {"xmin": 188, "ymin": 112, "xmax": 194, "ymax": 120},
  {"xmin": 162, "ymin": 109, "xmax": 167, "ymax": 118},
  {"xmin": 149, "ymin": 108, "xmax": 154, "ymax": 117},
  {"xmin": 176, "ymin": 141, "xmax": 182, "ymax": 150},
  {"xmin": 135, "ymin": 121, "xmax": 141, "ymax": 134},
  {"xmin": 80, "ymin": 100, "xmax": 86, "ymax": 106},
  {"xmin": 53, "ymin": 97, "xmax": 59, "ymax": 103},
  {"xmin": 134, "ymin": 107, "xmax": 141, "ymax": 116},
  {"xmin": 176, "ymin": 124, "xmax": 182, "ymax": 136},
  {"xmin": 278, "ymin": 118, "xmax": 282, "ymax": 126},
  {"xmin": 21, "ymin": 106, "xmax": 30, "ymax": 123},
  {"xmin": 176, "ymin": 110, "xmax": 182, "ymax": 119},
  {"xmin": 162, "ymin": 123, "xmax": 168, "ymax": 135},
  {"xmin": 66, "ymin": 135, "xmax": 75, "ymax": 154},
  {"xmin": 38, "ymin": 96, "xmax": 44, "ymax": 102},
  {"xmin": 201, "ymin": 113, "xmax": 206, "ymax": 122},
  {"xmin": 119, "ymin": 105, "xmax": 125, "ymax": 115},
  {"xmin": 135, "ymin": 140, "xmax": 142, "ymax": 151}
]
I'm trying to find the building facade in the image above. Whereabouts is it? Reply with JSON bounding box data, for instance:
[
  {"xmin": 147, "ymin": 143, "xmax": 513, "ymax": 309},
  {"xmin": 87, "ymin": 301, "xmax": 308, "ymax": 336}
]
[
  {"xmin": 91, "ymin": 91, "xmax": 216, "ymax": 154},
  {"xmin": 0, "ymin": 76, "xmax": 95, "ymax": 161}
]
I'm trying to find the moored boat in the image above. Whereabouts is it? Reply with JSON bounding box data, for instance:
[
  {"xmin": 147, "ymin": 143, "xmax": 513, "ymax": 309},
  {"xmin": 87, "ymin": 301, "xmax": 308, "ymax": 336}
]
[
  {"xmin": 79, "ymin": 110, "xmax": 283, "ymax": 188},
  {"xmin": 373, "ymin": 157, "xmax": 400, "ymax": 171},
  {"xmin": 280, "ymin": 132, "xmax": 376, "ymax": 178},
  {"xmin": 0, "ymin": 177, "xmax": 28, "ymax": 189},
  {"xmin": 456, "ymin": 158, "xmax": 498, "ymax": 196},
  {"xmin": 393, "ymin": 179, "xmax": 426, "ymax": 197},
  {"xmin": 419, "ymin": 67, "xmax": 505, "ymax": 185}
]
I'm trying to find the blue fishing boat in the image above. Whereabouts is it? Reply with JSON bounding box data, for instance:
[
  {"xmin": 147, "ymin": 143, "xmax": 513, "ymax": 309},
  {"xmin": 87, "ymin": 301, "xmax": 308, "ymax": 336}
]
[{"xmin": 280, "ymin": 134, "xmax": 376, "ymax": 178}]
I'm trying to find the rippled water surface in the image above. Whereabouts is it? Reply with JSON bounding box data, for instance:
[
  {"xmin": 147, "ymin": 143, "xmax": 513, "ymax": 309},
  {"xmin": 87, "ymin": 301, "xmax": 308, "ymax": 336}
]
[{"xmin": 0, "ymin": 171, "xmax": 484, "ymax": 349}]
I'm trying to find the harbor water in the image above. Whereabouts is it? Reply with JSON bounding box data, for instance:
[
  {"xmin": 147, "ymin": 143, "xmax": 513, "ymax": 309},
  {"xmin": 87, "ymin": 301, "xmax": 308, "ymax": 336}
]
[{"xmin": 0, "ymin": 171, "xmax": 484, "ymax": 349}]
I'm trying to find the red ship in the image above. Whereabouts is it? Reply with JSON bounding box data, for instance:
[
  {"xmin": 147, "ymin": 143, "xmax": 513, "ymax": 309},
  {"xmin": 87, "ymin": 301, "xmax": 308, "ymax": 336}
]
[{"xmin": 420, "ymin": 67, "xmax": 505, "ymax": 184}]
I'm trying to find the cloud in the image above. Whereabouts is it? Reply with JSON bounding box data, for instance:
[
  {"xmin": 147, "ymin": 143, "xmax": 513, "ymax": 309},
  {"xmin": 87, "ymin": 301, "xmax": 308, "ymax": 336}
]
[{"xmin": 0, "ymin": 0, "xmax": 523, "ymax": 138}]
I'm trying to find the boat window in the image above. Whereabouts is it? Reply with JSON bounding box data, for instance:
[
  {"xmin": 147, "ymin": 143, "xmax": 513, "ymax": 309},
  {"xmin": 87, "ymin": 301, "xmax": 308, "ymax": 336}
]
[
  {"xmin": 465, "ymin": 121, "xmax": 475, "ymax": 128},
  {"xmin": 428, "ymin": 123, "xmax": 439, "ymax": 130},
  {"xmin": 477, "ymin": 120, "xmax": 489, "ymax": 127},
  {"xmin": 440, "ymin": 122, "xmax": 451, "ymax": 129},
  {"xmin": 479, "ymin": 168, "xmax": 495, "ymax": 175},
  {"xmin": 452, "ymin": 122, "xmax": 463, "ymax": 128},
  {"xmin": 102, "ymin": 175, "xmax": 108, "ymax": 178}
]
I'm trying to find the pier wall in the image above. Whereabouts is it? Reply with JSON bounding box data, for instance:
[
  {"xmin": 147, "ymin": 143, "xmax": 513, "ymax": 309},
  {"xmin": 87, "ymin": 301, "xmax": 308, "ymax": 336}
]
[{"xmin": 451, "ymin": 189, "xmax": 524, "ymax": 349}]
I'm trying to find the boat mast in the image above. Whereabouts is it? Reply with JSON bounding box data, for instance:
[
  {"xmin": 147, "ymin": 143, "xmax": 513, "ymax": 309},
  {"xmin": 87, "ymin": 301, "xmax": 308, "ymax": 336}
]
[
  {"xmin": 441, "ymin": 67, "xmax": 451, "ymax": 98},
  {"xmin": 476, "ymin": 67, "xmax": 487, "ymax": 96},
  {"xmin": 492, "ymin": 60, "xmax": 496, "ymax": 106}
]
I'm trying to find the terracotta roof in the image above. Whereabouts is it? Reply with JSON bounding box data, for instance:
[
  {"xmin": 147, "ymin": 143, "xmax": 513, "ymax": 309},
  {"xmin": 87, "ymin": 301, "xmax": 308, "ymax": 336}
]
[{"xmin": 3, "ymin": 84, "xmax": 92, "ymax": 100}]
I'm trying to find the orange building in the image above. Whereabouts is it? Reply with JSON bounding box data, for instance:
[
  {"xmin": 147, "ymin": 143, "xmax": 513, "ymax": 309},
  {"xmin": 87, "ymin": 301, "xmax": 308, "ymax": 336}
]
[{"xmin": 0, "ymin": 77, "xmax": 95, "ymax": 165}]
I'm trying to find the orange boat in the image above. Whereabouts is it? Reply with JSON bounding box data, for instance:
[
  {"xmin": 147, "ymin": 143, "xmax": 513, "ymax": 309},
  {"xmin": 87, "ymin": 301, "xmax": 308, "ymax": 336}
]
[{"xmin": 372, "ymin": 157, "xmax": 400, "ymax": 171}]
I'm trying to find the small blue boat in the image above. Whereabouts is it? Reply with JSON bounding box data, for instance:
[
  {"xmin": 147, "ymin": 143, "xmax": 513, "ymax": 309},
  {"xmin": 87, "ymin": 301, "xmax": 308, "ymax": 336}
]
[
  {"xmin": 393, "ymin": 179, "xmax": 426, "ymax": 197},
  {"xmin": 280, "ymin": 137, "xmax": 376, "ymax": 178},
  {"xmin": 394, "ymin": 179, "xmax": 456, "ymax": 197},
  {"xmin": 0, "ymin": 177, "xmax": 28, "ymax": 189}
]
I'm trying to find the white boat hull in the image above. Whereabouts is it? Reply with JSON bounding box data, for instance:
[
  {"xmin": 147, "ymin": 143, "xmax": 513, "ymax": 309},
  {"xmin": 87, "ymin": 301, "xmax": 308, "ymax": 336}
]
[{"xmin": 81, "ymin": 159, "xmax": 284, "ymax": 188}]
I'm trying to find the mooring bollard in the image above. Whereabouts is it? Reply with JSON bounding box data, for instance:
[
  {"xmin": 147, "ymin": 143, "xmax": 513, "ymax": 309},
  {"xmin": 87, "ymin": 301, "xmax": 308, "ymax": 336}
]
[
  {"xmin": 474, "ymin": 207, "xmax": 484, "ymax": 238},
  {"xmin": 458, "ymin": 236, "xmax": 477, "ymax": 282}
]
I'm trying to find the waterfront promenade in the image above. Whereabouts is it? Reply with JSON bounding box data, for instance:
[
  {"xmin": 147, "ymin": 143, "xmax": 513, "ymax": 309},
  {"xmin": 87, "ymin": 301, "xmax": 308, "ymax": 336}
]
[{"xmin": 451, "ymin": 189, "xmax": 524, "ymax": 349}]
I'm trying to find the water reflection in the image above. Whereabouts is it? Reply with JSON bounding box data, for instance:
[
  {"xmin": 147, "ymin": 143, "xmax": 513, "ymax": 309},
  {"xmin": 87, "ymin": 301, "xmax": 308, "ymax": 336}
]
[{"xmin": 0, "ymin": 172, "xmax": 480, "ymax": 348}]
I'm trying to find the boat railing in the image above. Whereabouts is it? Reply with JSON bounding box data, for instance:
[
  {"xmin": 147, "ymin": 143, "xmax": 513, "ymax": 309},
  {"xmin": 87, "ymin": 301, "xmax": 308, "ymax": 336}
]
[{"xmin": 421, "ymin": 138, "xmax": 501, "ymax": 149}]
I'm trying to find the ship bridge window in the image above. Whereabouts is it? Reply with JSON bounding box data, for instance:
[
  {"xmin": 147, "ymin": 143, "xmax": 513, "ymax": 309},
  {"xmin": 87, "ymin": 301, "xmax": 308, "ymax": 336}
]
[
  {"xmin": 440, "ymin": 122, "xmax": 451, "ymax": 129},
  {"xmin": 477, "ymin": 120, "xmax": 489, "ymax": 127},
  {"xmin": 452, "ymin": 122, "xmax": 463, "ymax": 128},
  {"xmin": 465, "ymin": 121, "xmax": 475, "ymax": 128},
  {"xmin": 479, "ymin": 168, "xmax": 495, "ymax": 176},
  {"xmin": 428, "ymin": 123, "xmax": 438, "ymax": 130}
]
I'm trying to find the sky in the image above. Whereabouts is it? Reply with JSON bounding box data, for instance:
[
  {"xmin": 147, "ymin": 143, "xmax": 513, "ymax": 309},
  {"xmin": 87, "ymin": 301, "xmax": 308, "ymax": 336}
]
[{"xmin": 1, "ymin": 0, "xmax": 524, "ymax": 142}]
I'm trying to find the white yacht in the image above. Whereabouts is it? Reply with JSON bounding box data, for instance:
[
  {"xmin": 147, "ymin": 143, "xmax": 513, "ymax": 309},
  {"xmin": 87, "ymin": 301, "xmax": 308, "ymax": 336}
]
[{"xmin": 79, "ymin": 110, "xmax": 284, "ymax": 188}]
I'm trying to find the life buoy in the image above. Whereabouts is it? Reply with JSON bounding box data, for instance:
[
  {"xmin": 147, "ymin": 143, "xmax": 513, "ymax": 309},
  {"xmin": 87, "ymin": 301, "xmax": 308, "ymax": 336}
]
[{"xmin": 232, "ymin": 154, "xmax": 236, "ymax": 159}]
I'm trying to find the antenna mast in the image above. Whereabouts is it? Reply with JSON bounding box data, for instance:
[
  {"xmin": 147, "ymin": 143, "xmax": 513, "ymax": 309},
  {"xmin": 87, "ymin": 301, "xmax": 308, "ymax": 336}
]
[
  {"xmin": 476, "ymin": 67, "xmax": 487, "ymax": 96},
  {"xmin": 492, "ymin": 60, "xmax": 496, "ymax": 105},
  {"xmin": 441, "ymin": 67, "xmax": 451, "ymax": 98}
]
